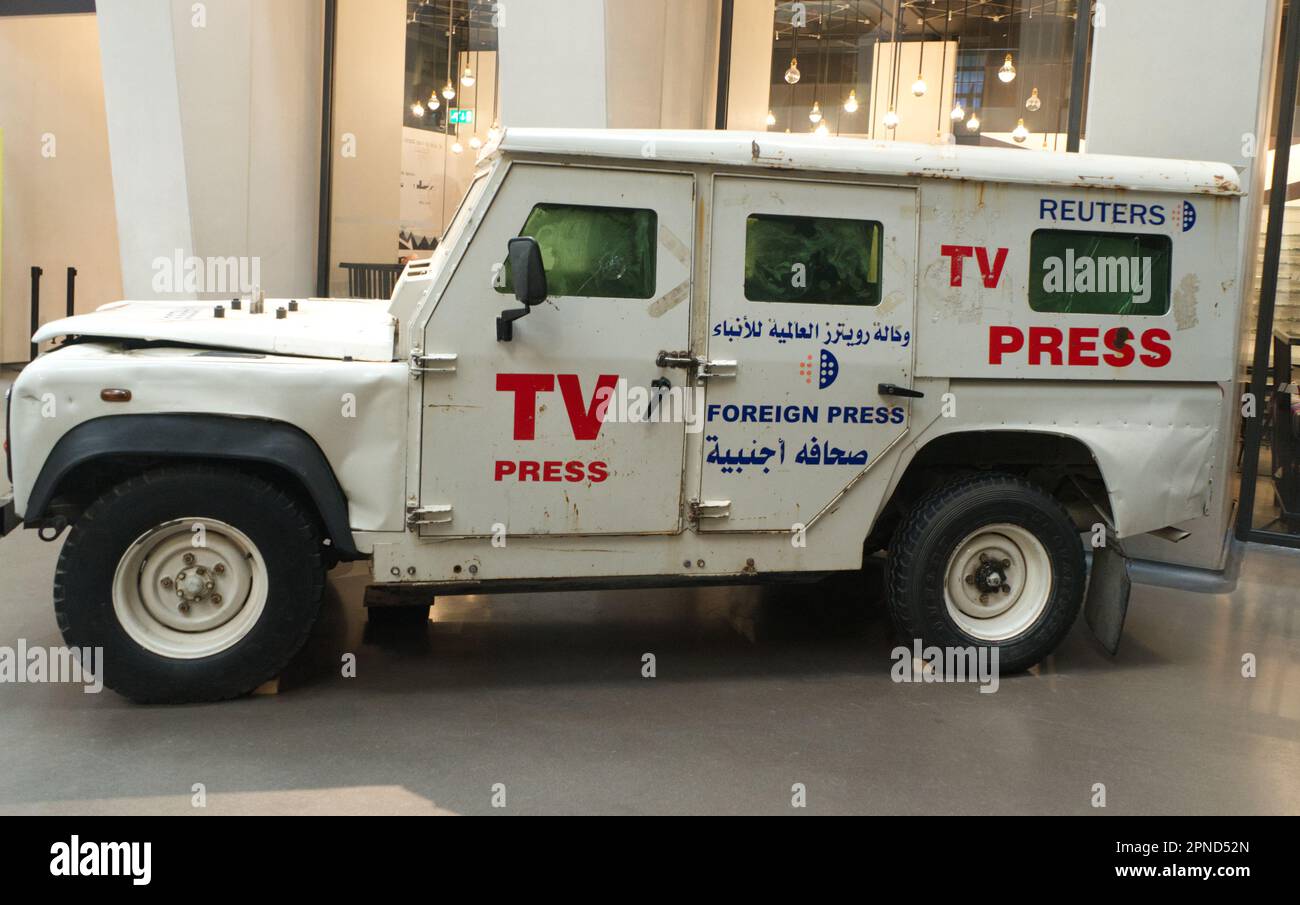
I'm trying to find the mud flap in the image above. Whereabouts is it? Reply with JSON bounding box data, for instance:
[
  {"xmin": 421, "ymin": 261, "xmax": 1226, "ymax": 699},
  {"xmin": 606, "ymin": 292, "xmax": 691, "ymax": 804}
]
[{"xmin": 1084, "ymin": 544, "xmax": 1132, "ymax": 656}]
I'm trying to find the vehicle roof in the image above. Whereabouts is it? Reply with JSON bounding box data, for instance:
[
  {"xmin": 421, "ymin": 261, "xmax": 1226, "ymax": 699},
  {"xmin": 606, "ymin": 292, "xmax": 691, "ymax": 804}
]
[{"xmin": 493, "ymin": 128, "xmax": 1242, "ymax": 197}]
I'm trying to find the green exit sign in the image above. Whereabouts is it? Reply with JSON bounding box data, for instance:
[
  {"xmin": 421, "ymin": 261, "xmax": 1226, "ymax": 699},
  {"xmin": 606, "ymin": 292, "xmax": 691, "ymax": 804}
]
[{"xmin": 448, "ymin": 108, "xmax": 475, "ymax": 125}]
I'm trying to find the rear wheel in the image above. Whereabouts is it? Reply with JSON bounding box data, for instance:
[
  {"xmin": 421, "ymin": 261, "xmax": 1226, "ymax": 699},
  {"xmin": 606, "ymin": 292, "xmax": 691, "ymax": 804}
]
[
  {"xmin": 54, "ymin": 465, "xmax": 326, "ymax": 703},
  {"xmin": 887, "ymin": 473, "xmax": 1084, "ymax": 673}
]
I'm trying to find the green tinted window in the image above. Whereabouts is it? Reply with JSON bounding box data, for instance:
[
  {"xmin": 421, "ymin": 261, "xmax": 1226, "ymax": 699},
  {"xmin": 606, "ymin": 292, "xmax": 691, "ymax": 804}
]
[
  {"xmin": 1029, "ymin": 229, "xmax": 1172, "ymax": 315},
  {"xmin": 499, "ymin": 203, "xmax": 657, "ymax": 299},
  {"xmin": 744, "ymin": 213, "xmax": 882, "ymax": 306}
]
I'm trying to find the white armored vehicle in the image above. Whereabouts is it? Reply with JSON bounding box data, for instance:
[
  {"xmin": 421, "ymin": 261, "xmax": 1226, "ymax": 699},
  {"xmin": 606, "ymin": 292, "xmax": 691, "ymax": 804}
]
[{"xmin": 1, "ymin": 129, "xmax": 1244, "ymax": 702}]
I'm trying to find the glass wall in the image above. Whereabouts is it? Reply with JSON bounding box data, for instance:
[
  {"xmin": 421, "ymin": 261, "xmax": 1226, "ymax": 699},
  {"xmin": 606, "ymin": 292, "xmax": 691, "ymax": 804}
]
[
  {"xmin": 324, "ymin": 0, "xmax": 499, "ymax": 299},
  {"xmin": 1241, "ymin": 0, "xmax": 1300, "ymax": 546},
  {"xmin": 764, "ymin": 0, "xmax": 1085, "ymax": 149}
]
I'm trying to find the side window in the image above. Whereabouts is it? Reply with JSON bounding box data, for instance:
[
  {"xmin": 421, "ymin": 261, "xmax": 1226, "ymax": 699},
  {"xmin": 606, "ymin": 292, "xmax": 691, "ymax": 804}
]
[
  {"xmin": 1029, "ymin": 229, "xmax": 1172, "ymax": 315},
  {"xmin": 499, "ymin": 203, "xmax": 657, "ymax": 299},
  {"xmin": 744, "ymin": 213, "xmax": 882, "ymax": 306}
]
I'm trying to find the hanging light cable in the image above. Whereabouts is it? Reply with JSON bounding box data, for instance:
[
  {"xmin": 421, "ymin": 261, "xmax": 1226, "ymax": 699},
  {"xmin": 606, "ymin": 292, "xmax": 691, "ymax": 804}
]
[
  {"xmin": 912, "ymin": 6, "xmax": 928, "ymax": 97},
  {"xmin": 998, "ymin": 0, "xmax": 1017, "ymax": 82},
  {"xmin": 950, "ymin": 0, "xmax": 966, "ymax": 121},
  {"xmin": 843, "ymin": 0, "xmax": 861, "ymax": 115},
  {"xmin": 1025, "ymin": 1, "xmax": 1043, "ymax": 111},
  {"xmin": 785, "ymin": 11, "xmax": 801, "ymax": 83},
  {"xmin": 810, "ymin": 5, "xmax": 826, "ymax": 127},
  {"xmin": 937, "ymin": 0, "xmax": 951, "ymax": 135},
  {"xmin": 883, "ymin": 0, "xmax": 901, "ymax": 131},
  {"xmin": 442, "ymin": 0, "xmax": 457, "ymax": 102},
  {"xmin": 966, "ymin": 0, "xmax": 983, "ymax": 131},
  {"xmin": 869, "ymin": 11, "xmax": 882, "ymax": 139},
  {"xmin": 447, "ymin": 2, "xmax": 461, "ymax": 152}
]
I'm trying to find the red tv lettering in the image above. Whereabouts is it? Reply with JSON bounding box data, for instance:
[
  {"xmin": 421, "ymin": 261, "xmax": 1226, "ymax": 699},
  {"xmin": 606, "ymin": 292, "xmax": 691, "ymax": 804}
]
[
  {"xmin": 558, "ymin": 374, "xmax": 619, "ymax": 440},
  {"xmin": 974, "ymin": 246, "xmax": 1009, "ymax": 288},
  {"xmin": 496, "ymin": 373, "xmax": 554, "ymax": 440},
  {"xmin": 941, "ymin": 245, "xmax": 974, "ymax": 286}
]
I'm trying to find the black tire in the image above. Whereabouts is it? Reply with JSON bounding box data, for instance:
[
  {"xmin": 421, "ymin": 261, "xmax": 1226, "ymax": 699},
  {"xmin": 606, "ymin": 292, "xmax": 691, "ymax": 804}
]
[
  {"xmin": 887, "ymin": 472, "xmax": 1084, "ymax": 673},
  {"xmin": 53, "ymin": 465, "xmax": 326, "ymax": 703}
]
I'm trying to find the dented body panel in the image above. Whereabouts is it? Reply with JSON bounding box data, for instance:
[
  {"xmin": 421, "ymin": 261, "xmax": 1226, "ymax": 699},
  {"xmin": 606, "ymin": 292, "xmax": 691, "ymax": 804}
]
[{"xmin": 4, "ymin": 129, "xmax": 1243, "ymax": 591}]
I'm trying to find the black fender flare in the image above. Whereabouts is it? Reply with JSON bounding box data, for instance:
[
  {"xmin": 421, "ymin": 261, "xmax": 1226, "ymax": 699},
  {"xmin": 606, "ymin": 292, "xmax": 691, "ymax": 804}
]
[{"xmin": 26, "ymin": 414, "xmax": 360, "ymax": 558}]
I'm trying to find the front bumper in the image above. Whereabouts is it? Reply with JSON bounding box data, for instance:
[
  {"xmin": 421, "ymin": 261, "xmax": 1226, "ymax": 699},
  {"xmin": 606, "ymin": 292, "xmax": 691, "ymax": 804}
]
[{"xmin": 1, "ymin": 495, "xmax": 18, "ymax": 537}]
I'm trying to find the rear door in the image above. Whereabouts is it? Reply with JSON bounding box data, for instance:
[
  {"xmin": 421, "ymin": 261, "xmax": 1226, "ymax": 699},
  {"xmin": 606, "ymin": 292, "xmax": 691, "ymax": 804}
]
[{"xmin": 699, "ymin": 176, "xmax": 918, "ymax": 531}]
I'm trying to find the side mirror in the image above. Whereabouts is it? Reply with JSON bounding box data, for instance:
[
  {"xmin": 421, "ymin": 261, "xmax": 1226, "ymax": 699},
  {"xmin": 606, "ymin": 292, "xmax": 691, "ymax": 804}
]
[{"xmin": 498, "ymin": 236, "xmax": 547, "ymax": 341}]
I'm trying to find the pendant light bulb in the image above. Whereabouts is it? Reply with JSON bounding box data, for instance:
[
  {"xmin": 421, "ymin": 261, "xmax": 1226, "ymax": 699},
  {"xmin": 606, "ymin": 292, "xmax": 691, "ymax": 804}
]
[
  {"xmin": 950, "ymin": 101, "xmax": 965, "ymax": 121},
  {"xmin": 843, "ymin": 89, "xmax": 859, "ymax": 113},
  {"xmin": 911, "ymin": 76, "xmax": 927, "ymax": 97},
  {"xmin": 427, "ymin": 91, "xmax": 440, "ymax": 111},
  {"xmin": 784, "ymin": 57, "xmax": 801, "ymax": 84},
  {"xmin": 765, "ymin": 109, "xmax": 777, "ymax": 126},
  {"xmin": 488, "ymin": 121, "xmax": 501, "ymax": 141},
  {"xmin": 883, "ymin": 108, "xmax": 899, "ymax": 129},
  {"xmin": 998, "ymin": 53, "xmax": 1016, "ymax": 83},
  {"xmin": 1025, "ymin": 87, "xmax": 1042, "ymax": 112},
  {"xmin": 814, "ymin": 121, "xmax": 829, "ymax": 137},
  {"xmin": 442, "ymin": 81, "xmax": 456, "ymax": 100},
  {"xmin": 1012, "ymin": 118, "xmax": 1029, "ymax": 143},
  {"xmin": 809, "ymin": 101, "xmax": 822, "ymax": 124},
  {"xmin": 451, "ymin": 140, "xmax": 464, "ymax": 154},
  {"xmin": 469, "ymin": 135, "xmax": 482, "ymax": 150},
  {"xmin": 410, "ymin": 100, "xmax": 425, "ymax": 117},
  {"xmin": 461, "ymin": 65, "xmax": 475, "ymax": 87},
  {"xmin": 966, "ymin": 111, "xmax": 981, "ymax": 131}
]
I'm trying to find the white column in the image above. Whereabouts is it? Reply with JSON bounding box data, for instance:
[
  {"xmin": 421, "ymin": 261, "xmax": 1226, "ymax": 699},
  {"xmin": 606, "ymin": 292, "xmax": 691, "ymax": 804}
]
[
  {"xmin": 96, "ymin": 0, "xmax": 323, "ymax": 300},
  {"xmin": 498, "ymin": 0, "xmax": 607, "ymax": 128}
]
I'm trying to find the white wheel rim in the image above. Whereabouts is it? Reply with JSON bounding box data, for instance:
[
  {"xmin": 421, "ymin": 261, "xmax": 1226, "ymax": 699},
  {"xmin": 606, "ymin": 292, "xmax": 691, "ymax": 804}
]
[
  {"xmin": 112, "ymin": 517, "xmax": 268, "ymax": 659},
  {"xmin": 942, "ymin": 523, "xmax": 1052, "ymax": 642}
]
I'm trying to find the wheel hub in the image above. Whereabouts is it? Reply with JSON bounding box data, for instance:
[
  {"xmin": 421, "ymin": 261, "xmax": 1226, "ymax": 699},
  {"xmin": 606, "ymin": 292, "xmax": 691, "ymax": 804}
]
[
  {"xmin": 943, "ymin": 523, "xmax": 1054, "ymax": 642},
  {"xmin": 113, "ymin": 517, "xmax": 267, "ymax": 659}
]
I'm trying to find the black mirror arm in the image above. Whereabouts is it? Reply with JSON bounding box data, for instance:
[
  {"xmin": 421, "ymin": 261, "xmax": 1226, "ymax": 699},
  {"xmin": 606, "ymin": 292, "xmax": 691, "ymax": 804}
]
[{"xmin": 496, "ymin": 306, "xmax": 530, "ymax": 342}]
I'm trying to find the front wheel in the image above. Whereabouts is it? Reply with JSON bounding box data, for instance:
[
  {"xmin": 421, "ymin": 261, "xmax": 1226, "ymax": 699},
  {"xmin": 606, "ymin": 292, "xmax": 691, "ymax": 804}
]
[
  {"xmin": 887, "ymin": 473, "xmax": 1085, "ymax": 673},
  {"xmin": 54, "ymin": 466, "xmax": 326, "ymax": 703}
]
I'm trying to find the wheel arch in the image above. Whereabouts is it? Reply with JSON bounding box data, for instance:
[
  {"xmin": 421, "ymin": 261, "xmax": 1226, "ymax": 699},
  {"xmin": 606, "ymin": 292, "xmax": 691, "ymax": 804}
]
[
  {"xmin": 869, "ymin": 428, "xmax": 1115, "ymax": 553},
  {"xmin": 25, "ymin": 414, "xmax": 360, "ymax": 559}
]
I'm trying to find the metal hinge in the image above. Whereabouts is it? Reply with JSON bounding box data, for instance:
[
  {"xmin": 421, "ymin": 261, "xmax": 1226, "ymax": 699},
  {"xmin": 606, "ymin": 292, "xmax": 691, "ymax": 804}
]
[
  {"xmin": 697, "ymin": 358, "xmax": 737, "ymax": 380},
  {"xmin": 409, "ymin": 350, "xmax": 457, "ymax": 377},
  {"xmin": 407, "ymin": 504, "xmax": 453, "ymax": 528},
  {"xmin": 689, "ymin": 498, "xmax": 731, "ymax": 521}
]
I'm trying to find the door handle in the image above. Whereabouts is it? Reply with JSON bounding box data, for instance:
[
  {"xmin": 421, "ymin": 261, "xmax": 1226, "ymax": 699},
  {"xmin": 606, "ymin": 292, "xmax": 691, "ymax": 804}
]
[
  {"xmin": 879, "ymin": 383, "xmax": 924, "ymax": 399},
  {"xmin": 646, "ymin": 377, "xmax": 672, "ymax": 420}
]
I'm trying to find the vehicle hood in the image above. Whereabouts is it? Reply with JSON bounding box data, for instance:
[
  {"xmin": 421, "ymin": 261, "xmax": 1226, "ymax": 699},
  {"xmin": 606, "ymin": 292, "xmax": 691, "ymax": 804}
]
[{"xmin": 31, "ymin": 298, "xmax": 397, "ymax": 362}]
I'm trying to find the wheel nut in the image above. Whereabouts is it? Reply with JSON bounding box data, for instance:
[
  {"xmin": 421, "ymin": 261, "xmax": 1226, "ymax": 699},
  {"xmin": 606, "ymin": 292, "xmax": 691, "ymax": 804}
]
[
  {"xmin": 213, "ymin": 564, "xmax": 225, "ymax": 574},
  {"xmin": 160, "ymin": 577, "xmax": 173, "ymax": 589},
  {"xmin": 195, "ymin": 566, "xmax": 206, "ymax": 576},
  {"xmin": 965, "ymin": 574, "xmax": 975, "ymax": 585},
  {"xmin": 1001, "ymin": 559, "xmax": 1011, "ymax": 568},
  {"xmin": 183, "ymin": 553, "xmax": 195, "ymax": 565},
  {"xmin": 212, "ymin": 594, "xmax": 222, "ymax": 605},
  {"xmin": 179, "ymin": 601, "xmax": 191, "ymax": 614},
  {"xmin": 1002, "ymin": 585, "xmax": 1011, "ymax": 594},
  {"xmin": 205, "ymin": 581, "xmax": 214, "ymax": 590},
  {"xmin": 979, "ymin": 593, "xmax": 988, "ymax": 604}
]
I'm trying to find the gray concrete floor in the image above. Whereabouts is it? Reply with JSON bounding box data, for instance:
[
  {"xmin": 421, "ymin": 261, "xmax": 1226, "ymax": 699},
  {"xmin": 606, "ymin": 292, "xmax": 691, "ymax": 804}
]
[
  {"xmin": 0, "ymin": 522, "xmax": 1297, "ymax": 815},
  {"xmin": 2, "ymin": 366, "xmax": 1299, "ymax": 815}
]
